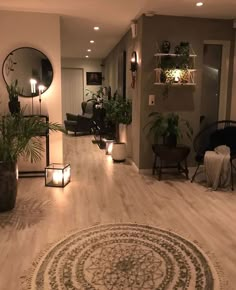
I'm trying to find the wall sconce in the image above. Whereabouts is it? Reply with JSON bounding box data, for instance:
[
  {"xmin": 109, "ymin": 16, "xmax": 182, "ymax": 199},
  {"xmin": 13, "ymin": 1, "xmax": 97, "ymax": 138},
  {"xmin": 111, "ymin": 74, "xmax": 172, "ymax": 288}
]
[
  {"xmin": 130, "ymin": 51, "xmax": 137, "ymax": 88},
  {"xmin": 45, "ymin": 163, "xmax": 71, "ymax": 187}
]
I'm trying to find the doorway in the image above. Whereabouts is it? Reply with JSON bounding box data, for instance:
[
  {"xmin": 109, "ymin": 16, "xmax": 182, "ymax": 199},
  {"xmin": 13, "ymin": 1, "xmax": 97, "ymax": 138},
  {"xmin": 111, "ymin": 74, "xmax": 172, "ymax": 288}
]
[
  {"xmin": 61, "ymin": 68, "xmax": 84, "ymax": 119},
  {"xmin": 200, "ymin": 40, "xmax": 230, "ymax": 126}
]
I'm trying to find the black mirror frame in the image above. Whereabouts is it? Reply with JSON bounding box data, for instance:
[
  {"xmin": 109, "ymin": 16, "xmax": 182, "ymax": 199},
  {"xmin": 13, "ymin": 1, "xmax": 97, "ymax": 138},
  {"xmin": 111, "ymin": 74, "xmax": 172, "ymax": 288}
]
[{"xmin": 2, "ymin": 46, "xmax": 54, "ymax": 98}]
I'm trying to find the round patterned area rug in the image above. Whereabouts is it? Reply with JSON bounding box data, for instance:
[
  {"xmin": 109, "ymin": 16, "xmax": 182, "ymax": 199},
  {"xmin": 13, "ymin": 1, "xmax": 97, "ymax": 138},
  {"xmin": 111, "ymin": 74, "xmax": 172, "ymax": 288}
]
[{"xmin": 22, "ymin": 224, "xmax": 221, "ymax": 290}]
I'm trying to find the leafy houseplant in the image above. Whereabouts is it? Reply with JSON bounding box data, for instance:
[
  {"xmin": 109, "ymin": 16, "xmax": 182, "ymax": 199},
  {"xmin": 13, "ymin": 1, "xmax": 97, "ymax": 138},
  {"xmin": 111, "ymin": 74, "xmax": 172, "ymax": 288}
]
[
  {"xmin": 0, "ymin": 110, "xmax": 63, "ymax": 212},
  {"xmin": 6, "ymin": 79, "xmax": 23, "ymax": 114},
  {"xmin": 103, "ymin": 96, "xmax": 132, "ymax": 141},
  {"xmin": 145, "ymin": 112, "xmax": 193, "ymax": 147}
]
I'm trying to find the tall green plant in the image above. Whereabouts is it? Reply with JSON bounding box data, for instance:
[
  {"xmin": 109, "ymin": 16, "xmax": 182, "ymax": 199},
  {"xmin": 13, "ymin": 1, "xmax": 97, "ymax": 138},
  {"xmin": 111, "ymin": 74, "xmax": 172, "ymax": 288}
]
[
  {"xmin": 0, "ymin": 110, "xmax": 64, "ymax": 163},
  {"xmin": 145, "ymin": 112, "xmax": 193, "ymax": 142},
  {"xmin": 104, "ymin": 96, "xmax": 132, "ymax": 125},
  {"xmin": 6, "ymin": 79, "xmax": 23, "ymax": 101}
]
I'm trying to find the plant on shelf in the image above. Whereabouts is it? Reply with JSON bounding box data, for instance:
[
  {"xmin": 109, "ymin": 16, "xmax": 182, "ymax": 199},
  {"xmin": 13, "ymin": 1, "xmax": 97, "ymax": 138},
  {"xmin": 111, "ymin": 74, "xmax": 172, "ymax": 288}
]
[
  {"xmin": 145, "ymin": 112, "xmax": 193, "ymax": 147},
  {"xmin": 103, "ymin": 95, "xmax": 132, "ymax": 141},
  {"xmin": 0, "ymin": 109, "xmax": 64, "ymax": 212},
  {"xmin": 6, "ymin": 79, "xmax": 23, "ymax": 114},
  {"xmin": 161, "ymin": 40, "xmax": 171, "ymax": 53}
]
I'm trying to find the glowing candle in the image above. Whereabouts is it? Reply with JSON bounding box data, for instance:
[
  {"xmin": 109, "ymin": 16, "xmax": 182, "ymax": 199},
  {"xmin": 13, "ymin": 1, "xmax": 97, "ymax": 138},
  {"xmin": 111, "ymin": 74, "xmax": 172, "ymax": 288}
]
[{"xmin": 52, "ymin": 170, "xmax": 63, "ymax": 185}]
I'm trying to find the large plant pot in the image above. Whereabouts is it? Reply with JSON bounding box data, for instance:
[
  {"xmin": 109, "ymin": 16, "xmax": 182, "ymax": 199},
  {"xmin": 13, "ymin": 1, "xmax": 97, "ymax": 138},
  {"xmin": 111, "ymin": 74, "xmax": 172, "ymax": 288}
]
[
  {"xmin": 0, "ymin": 162, "xmax": 17, "ymax": 212},
  {"xmin": 163, "ymin": 134, "xmax": 177, "ymax": 147},
  {"xmin": 8, "ymin": 100, "xmax": 20, "ymax": 115},
  {"xmin": 119, "ymin": 123, "xmax": 132, "ymax": 157},
  {"xmin": 112, "ymin": 142, "xmax": 127, "ymax": 162}
]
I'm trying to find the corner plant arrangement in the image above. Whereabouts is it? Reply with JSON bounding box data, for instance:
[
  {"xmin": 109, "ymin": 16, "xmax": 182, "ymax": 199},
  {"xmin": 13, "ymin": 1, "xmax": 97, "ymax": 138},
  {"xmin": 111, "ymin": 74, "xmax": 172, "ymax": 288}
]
[
  {"xmin": 85, "ymin": 87, "xmax": 104, "ymax": 100},
  {"xmin": 103, "ymin": 96, "xmax": 132, "ymax": 140},
  {"xmin": 145, "ymin": 111, "xmax": 193, "ymax": 146},
  {"xmin": 104, "ymin": 96, "xmax": 132, "ymax": 125},
  {"xmin": 0, "ymin": 109, "xmax": 64, "ymax": 211}
]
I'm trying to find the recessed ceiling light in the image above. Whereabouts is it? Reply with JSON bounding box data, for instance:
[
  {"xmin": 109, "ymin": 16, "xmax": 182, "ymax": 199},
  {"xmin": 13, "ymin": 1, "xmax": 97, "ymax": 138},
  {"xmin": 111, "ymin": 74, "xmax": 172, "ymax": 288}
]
[
  {"xmin": 94, "ymin": 26, "xmax": 100, "ymax": 30},
  {"xmin": 196, "ymin": 2, "xmax": 203, "ymax": 6},
  {"xmin": 90, "ymin": 40, "xmax": 95, "ymax": 43},
  {"xmin": 85, "ymin": 55, "xmax": 89, "ymax": 58},
  {"xmin": 87, "ymin": 49, "xmax": 91, "ymax": 52}
]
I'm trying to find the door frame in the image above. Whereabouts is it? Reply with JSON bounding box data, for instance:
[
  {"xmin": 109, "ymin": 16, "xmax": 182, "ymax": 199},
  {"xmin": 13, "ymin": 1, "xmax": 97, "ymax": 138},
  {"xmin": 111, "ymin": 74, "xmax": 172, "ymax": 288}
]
[{"xmin": 204, "ymin": 40, "xmax": 230, "ymax": 121}]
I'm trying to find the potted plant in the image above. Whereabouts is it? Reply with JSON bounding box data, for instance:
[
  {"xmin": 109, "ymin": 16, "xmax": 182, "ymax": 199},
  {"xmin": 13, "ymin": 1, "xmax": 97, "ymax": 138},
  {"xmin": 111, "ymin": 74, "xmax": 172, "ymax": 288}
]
[
  {"xmin": 103, "ymin": 96, "xmax": 132, "ymax": 141},
  {"xmin": 6, "ymin": 79, "xmax": 23, "ymax": 114},
  {"xmin": 0, "ymin": 110, "xmax": 63, "ymax": 212},
  {"xmin": 145, "ymin": 112, "xmax": 193, "ymax": 147}
]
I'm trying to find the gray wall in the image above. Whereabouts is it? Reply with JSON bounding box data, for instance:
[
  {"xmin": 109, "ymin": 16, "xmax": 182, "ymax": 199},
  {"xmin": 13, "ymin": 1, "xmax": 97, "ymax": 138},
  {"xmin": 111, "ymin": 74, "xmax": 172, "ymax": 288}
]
[
  {"xmin": 104, "ymin": 17, "xmax": 143, "ymax": 167},
  {"xmin": 104, "ymin": 14, "xmax": 235, "ymax": 169}
]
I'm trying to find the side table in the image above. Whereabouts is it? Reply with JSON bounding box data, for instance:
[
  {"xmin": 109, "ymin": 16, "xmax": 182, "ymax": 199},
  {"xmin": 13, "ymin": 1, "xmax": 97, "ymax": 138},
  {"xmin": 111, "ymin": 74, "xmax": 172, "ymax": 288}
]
[{"xmin": 152, "ymin": 144, "xmax": 190, "ymax": 180}]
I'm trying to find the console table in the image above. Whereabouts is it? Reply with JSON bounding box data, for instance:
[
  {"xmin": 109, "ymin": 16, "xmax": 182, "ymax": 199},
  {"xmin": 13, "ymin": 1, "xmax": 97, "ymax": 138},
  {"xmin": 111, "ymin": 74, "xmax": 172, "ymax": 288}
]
[{"xmin": 152, "ymin": 144, "xmax": 190, "ymax": 180}]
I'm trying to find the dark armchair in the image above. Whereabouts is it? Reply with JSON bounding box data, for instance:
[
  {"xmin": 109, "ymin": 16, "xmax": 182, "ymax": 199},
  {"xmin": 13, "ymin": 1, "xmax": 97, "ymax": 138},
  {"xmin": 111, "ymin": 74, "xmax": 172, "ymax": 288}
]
[{"xmin": 64, "ymin": 99, "xmax": 96, "ymax": 135}]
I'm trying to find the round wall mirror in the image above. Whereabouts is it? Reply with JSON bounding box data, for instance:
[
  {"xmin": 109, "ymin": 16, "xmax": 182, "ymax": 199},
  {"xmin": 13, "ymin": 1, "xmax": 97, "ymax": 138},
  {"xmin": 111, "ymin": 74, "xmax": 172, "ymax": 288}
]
[{"xmin": 2, "ymin": 47, "xmax": 53, "ymax": 97}]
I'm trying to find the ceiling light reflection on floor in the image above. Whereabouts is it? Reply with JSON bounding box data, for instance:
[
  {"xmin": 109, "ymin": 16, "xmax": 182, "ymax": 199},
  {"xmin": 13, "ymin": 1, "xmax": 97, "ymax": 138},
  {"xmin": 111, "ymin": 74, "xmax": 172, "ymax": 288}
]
[
  {"xmin": 94, "ymin": 26, "xmax": 100, "ymax": 30},
  {"xmin": 90, "ymin": 40, "xmax": 95, "ymax": 43}
]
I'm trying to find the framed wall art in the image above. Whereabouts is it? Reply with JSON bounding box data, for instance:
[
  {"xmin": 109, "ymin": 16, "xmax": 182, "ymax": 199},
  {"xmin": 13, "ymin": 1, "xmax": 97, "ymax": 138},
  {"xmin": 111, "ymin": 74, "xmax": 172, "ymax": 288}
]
[{"xmin": 86, "ymin": 72, "xmax": 102, "ymax": 85}]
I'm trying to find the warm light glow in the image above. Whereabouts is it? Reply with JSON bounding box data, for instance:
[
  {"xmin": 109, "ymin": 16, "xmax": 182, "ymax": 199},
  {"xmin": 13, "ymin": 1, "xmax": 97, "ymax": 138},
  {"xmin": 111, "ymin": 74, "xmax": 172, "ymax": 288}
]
[
  {"xmin": 174, "ymin": 69, "xmax": 181, "ymax": 82},
  {"xmin": 105, "ymin": 140, "xmax": 115, "ymax": 155},
  {"xmin": 85, "ymin": 55, "xmax": 89, "ymax": 58},
  {"xmin": 90, "ymin": 40, "xmax": 95, "ymax": 43},
  {"xmin": 196, "ymin": 2, "xmax": 203, "ymax": 6},
  {"xmin": 53, "ymin": 170, "xmax": 63, "ymax": 185},
  {"xmin": 38, "ymin": 84, "xmax": 46, "ymax": 94},
  {"xmin": 30, "ymin": 78, "xmax": 37, "ymax": 94},
  {"xmin": 107, "ymin": 143, "xmax": 114, "ymax": 155},
  {"xmin": 45, "ymin": 164, "xmax": 71, "ymax": 188},
  {"xmin": 131, "ymin": 57, "xmax": 136, "ymax": 63},
  {"xmin": 87, "ymin": 49, "xmax": 91, "ymax": 52},
  {"xmin": 94, "ymin": 26, "xmax": 100, "ymax": 30}
]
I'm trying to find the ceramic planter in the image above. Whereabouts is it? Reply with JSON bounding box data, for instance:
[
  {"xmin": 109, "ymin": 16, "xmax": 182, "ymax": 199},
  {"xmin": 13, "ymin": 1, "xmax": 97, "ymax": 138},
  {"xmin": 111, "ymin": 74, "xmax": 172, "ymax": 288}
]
[{"xmin": 0, "ymin": 161, "xmax": 17, "ymax": 212}]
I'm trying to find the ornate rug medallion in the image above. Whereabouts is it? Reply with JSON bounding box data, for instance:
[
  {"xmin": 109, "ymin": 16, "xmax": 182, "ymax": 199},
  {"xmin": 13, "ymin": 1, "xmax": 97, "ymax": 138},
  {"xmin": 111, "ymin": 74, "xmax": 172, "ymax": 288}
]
[{"xmin": 22, "ymin": 224, "xmax": 220, "ymax": 290}]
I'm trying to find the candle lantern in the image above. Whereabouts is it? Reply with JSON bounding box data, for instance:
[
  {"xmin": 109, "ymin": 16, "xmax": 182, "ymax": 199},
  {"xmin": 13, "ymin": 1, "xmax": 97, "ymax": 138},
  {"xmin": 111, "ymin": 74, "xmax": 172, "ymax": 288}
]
[{"xmin": 45, "ymin": 163, "xmax": 71, "ymax": 187}]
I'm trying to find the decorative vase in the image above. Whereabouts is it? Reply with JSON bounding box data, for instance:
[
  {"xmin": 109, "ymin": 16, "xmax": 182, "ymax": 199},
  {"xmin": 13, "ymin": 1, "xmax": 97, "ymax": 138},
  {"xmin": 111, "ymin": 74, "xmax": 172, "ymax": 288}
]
[
  {"xmin": 0, "ymin": 161, "xmax": 17, "ymax": 212},
  {"xmin": 161, "ymin": 41, "xmax": 171, "ymax": 53},
  {"xmin": 8, "ymin": 100, "xmax": 20, "ymax": 115}
]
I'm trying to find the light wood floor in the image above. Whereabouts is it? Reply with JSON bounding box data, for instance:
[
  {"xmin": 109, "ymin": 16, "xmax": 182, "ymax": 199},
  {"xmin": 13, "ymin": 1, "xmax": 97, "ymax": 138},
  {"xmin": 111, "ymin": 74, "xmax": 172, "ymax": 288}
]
[{"xmin": 0, "ymin": 135, "xmax": 236, "ymax": 290}]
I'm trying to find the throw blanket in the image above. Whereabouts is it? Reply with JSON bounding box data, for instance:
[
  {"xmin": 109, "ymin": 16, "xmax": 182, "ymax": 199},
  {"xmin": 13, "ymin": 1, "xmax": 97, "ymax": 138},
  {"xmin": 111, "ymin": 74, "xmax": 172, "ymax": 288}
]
[{"xmin": 204, "ymin": 145, "xmax": 231, "ymax": 190}]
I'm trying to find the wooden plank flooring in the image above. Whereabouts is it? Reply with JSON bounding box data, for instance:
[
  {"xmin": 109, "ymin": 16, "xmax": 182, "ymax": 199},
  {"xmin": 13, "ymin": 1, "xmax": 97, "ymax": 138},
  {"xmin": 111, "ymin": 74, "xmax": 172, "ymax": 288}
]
[{"xmin": 0, "ymin": 135, "xmax": 236, "ymax": 289}]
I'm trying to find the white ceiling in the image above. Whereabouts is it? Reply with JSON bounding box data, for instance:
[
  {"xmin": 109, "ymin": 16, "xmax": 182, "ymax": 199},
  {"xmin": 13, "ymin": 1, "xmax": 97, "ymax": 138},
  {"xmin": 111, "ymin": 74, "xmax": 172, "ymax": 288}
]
[{"xmin": 0, "ymin": 0, "xmax": 236, "ymax": 59}]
